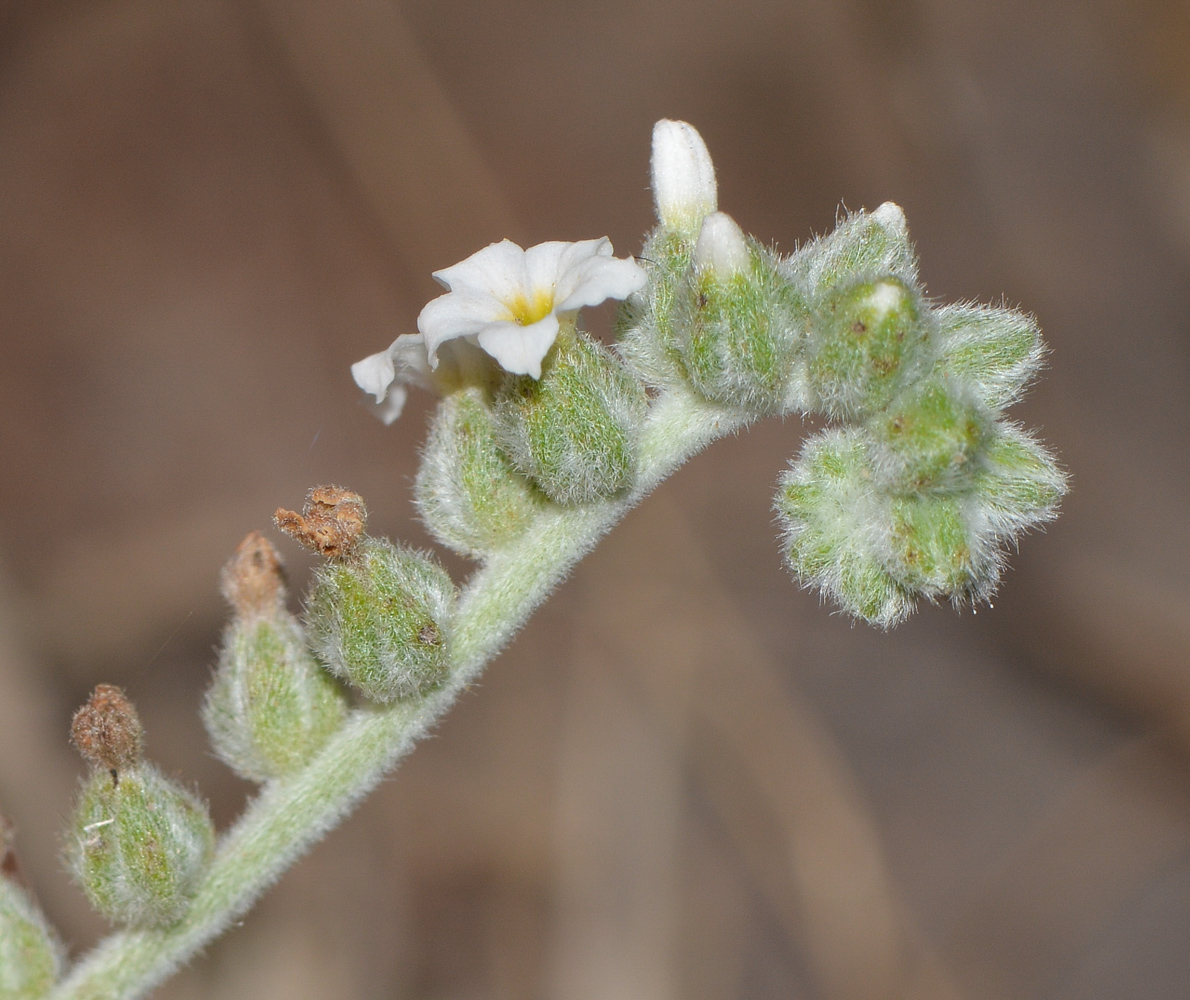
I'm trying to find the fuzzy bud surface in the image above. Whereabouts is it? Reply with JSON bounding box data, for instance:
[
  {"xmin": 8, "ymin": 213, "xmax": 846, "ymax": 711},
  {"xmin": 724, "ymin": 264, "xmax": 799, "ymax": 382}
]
[
  {"xmin": 305, "ymin": 538, "xmax": 456, "ymax": 702},
  {"xmin": 415, "ymin": 388, "xmax": 544, "ymax": 558},
  {"xmin": 493, "ymin": 327, "xmax": 646, "ymax": 505}
]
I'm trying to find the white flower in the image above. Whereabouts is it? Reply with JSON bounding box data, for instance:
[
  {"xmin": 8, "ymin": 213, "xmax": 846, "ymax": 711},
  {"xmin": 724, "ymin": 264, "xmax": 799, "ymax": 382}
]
[
  {"xmin": 417, "ymin": 237, "xmax": 646, "ymax": 380},
  {"xmin": 651, "ymin": 120, "xmax": 717, "ymax": 233}
]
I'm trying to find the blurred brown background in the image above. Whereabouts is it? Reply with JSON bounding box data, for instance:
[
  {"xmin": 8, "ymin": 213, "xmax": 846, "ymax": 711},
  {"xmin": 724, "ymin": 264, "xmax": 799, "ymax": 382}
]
[{"xmin": 1, "ymin": 1, "xmax": 1190, "ymax": 997}]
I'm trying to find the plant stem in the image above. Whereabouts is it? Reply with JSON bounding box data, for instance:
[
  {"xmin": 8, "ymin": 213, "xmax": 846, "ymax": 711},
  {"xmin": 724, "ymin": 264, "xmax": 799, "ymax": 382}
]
[{"xmin": 49, "ymin": 387, "xmax": 746, "ymax": 1000}]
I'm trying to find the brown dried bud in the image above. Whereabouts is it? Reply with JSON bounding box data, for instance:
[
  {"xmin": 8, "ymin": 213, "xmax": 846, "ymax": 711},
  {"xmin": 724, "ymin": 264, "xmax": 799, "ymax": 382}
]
[
  {"xmin": 71, "ymin": 684, "xmax": 144, "ymax": 772},
  {"xmin": 274, "ymin": 486, "xmax": 367, "ymax": 558},
  {"xmin": 221, "ymin": 531, "xmax": 286, "ymax": 618}
]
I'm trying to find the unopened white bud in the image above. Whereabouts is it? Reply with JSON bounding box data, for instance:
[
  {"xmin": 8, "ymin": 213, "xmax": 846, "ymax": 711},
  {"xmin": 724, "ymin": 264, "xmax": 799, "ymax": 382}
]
[
  {"xmin": 694, "ymin": 212, "xmax": 749, "ymax": 278},
  {"xmin": 870, "ymin": 201, "xmax": 907, "ymax": 236},
  {"xmin": 651, "ymin": 119, "xmax": 717, "ymax": 233}
]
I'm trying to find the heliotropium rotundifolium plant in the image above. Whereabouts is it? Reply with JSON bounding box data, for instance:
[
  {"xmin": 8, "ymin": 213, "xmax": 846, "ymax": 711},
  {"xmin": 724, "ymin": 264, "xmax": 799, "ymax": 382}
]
[{"xmin": 16, "ymin": 120, "xmax": 1063, "ymax": 1000}]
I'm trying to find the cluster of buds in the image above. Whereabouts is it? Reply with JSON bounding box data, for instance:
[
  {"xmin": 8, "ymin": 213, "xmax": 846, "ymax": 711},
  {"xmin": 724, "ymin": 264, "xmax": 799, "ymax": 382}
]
[
  {"xmin": 618, "ymin": 121, "xmax": 1065, "ymax": 625},
  {"xmin": 21, "ymin": 118, "xmax": 1067, "ymax": 999}
]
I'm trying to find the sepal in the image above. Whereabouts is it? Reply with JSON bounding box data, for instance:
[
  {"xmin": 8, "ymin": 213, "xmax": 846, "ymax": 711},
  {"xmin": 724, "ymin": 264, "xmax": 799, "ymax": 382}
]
[{"xmin": 934, "ymin": 303, "xmax": 1045, "ymax": 411}]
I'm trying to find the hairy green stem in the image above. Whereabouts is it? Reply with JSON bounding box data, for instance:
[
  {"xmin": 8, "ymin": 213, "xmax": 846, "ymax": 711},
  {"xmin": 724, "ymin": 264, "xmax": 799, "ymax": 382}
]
[{"xmin": 49, "ymin": 386, "xmax": 745, "ymax": 1000}]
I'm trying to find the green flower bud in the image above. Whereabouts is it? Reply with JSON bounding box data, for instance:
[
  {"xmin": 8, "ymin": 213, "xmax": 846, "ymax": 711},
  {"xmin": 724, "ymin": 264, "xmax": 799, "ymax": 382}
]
[
  {"xmin": 0, "ymin": 882, "xmax": 60, "ymax": 999},
  {"xmin": 881, "ymin": 493, "xmax": 999, "ymax": 602},
  {"xmin": 203, "ymin": 533, "xmax": 347, "ymax": 782},
  {"xmin": 972, "ymin": 422, "xmax": 1067, "ymax": 538},
  {"xmin": 305, "ymin": 538, "xmax": 456, "ymax": 702},
  {"xmin": 66, "ymin": 764, "xmax": 215, "ymax": 928},
  {"xmin": 934, "ymin": 303, "xmax": 1045, "ymax": 411},
  {"xmin": 786, "ymin": 202, "xmax": 917, "ymax": 296},
  {"xmin": 670, "ymin": 214, "xmax": 811, "ymax": 414},
  {"xmin": 866, "ymin": 376, "xmax": 991, "ymax": 493},
  {"xmin": 415, "ymin": 388, "xmax": 545, "ymax": 558},
  {"xmin": 616, "ymin": 228, "xmax": 694, "ymax": 388},
  {"xmin": 1, "ymin": 824, "xmax": 62, "ymax": 1000},
  {"xmin": 775, "ymin": 428, "xmax": 914, "ymax": 628},
  {"xmin": 493, "ymin": 326, "xmax": 647, "ymax": 505},
  {"xmin": 807, "ymin": 276, "xmax": 932, "ymax": 419},
  {"xmin": 204, "ymin": 617, "xmax": 346, "ymax": 783}
]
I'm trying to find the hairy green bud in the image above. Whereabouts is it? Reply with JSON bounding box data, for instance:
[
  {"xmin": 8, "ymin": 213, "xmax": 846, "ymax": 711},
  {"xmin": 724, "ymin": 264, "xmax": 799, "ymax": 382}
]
[
  {"xmin": 616, "ymin": 227, "xmax": 694, "ymax": 388},
  {"xmin": 881, "ymin": 493, "xmax": 999, "ymax": 602},
  {"xmin": 204, "ymin": 616, "xmax": 346, "ymax": 783},
  {"xmin": 1, "ymin": 823, "xmax": 62, "ymax": 1000},
  {"xmin": 867, "ymin": 376, "xmax": 991, "ymax": 493},
  {"xmin": 493, "ymin": 326, "xmax": 646, "ymax": 505},
  {"xmin": 935, "ymin": 303, "xmax": 1045, "ymax": 411},
  {"xmin": 775, "ymin": 428, "xmax": 914, "ymax": 627},
  {"xmin": 807, "ymin": 276, "xmax": 932, "ymax": 419},
  {"xmin": 787, "ymin": 202, "xmax": 917, "ymax": 296},
  {"xmin": 66, "ymin": 765, "xmax": 215, "ymax": 928},
  {"xmin": 415, "ymin": 388, "xmax": 545, "ymax": 558},
  {"xmin": 203, "ymin": 533, "xmax": 346, "ymax": 782},
  {"xmin": 0, "ymin": 884, "xmax": 60, "ymax": 1000},
  {"xmin": 306, "ymin": 538, "xmax": 456, "ymax": 702},
  {"xmin": 670, "ymin": 214, "xmax": 810, "ymax": 414}
]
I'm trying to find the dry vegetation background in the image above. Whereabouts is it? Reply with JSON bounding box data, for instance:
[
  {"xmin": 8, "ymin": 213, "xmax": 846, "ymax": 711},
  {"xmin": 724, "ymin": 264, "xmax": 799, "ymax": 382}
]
[{"xmin": 2, "ymin": 1, "xmax": 1190, "ymax": 997}]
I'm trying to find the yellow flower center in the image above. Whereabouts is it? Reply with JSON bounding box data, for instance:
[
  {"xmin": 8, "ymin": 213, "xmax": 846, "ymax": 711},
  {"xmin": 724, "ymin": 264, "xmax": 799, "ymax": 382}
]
[{"xmin": 504, "ymin": 288, "xmax": 555, "ymax": 325}]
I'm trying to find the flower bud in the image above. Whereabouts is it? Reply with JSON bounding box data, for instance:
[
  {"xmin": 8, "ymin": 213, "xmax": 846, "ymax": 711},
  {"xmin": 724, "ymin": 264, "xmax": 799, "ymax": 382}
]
[
  {"xmin": 1, "ymin": 821, "xmax": 62, "ymax": 999},
  {"xmin": 305, "ymin": 538, "xmax": 456, "ymax": 702},
  {"xmin": 881, "ymin": 493, "xmax": 999, "ymax": 602},
  {"xmin": 775, "ymin": 428, "xmax": 915, "ymax": 627},
  {"xmin": 788, "ymin": 203, "xmax": 917, "ymax": 295},
  {"xmin": 651, "ymin": 119, "xmax": 717, "ymax": 234},
  {"xmin": 203, "ymin": 534, "xmax": 346, "ymax": 783},
  {"xmin": 671, "ymin": 221, "xmax": 811, "ymax": 414},
  {"xmin": 934, "ymin": 303, "xmax": 1045, "ymax": 411},
  {"xmin": 493, "ymin": 326, "xmax": 647, "ymax": 505},
  {"xmin": 808, "ymin": 276, "xmax": 932, "ymax": 418},
  {"xmin": 694, "ymin": 211, "xmax": 749, "ymax": 277},
  {"xmin": 415, "ymin": 388, "xmax": 545, "ymax": 558},
  {"xmin": 866, "ymin": 376, "xmax": 991, "ymax": 493},
  {"xmin": 66, "ymin": 695, "xmax": 215, "ymax": 929}
]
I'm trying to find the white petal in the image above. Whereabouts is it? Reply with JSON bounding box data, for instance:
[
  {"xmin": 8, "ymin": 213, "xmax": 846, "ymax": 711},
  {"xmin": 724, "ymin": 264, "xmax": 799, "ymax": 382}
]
[
  {"xmin": 351, "ymin": 348, "xmax": 395, "ymax": 403},
  {"xmin": 555, "ymin": 252, "xmax": 647, "ymax": 312},
  {"xmin": 351, "ymin": 334, "xmax": 432, "ymax": 423},
  {"xmin": 476, "ymin": 313, "xmax": 560, "ymax": 379},
  {"xmin": 370, "ymin": 383, "xmax": 409, "ymax": 425},
  {"xmin": 432, "ymin": 239, "xmax": 527, "ymax": 301},
  {"xmin": 694, "ymin": 212, "xmax": 749, "ymax": 277},
  {"xmin": 651, "ymin": 119, "xmax": 717, "ymax": 231},
  {"xmin": 522, "ymin": 241, "xmax": 572, "ymax": 296},
  {"xmin": 419, "ymin": 290, "xmax": 510, "ymax": 366}
]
